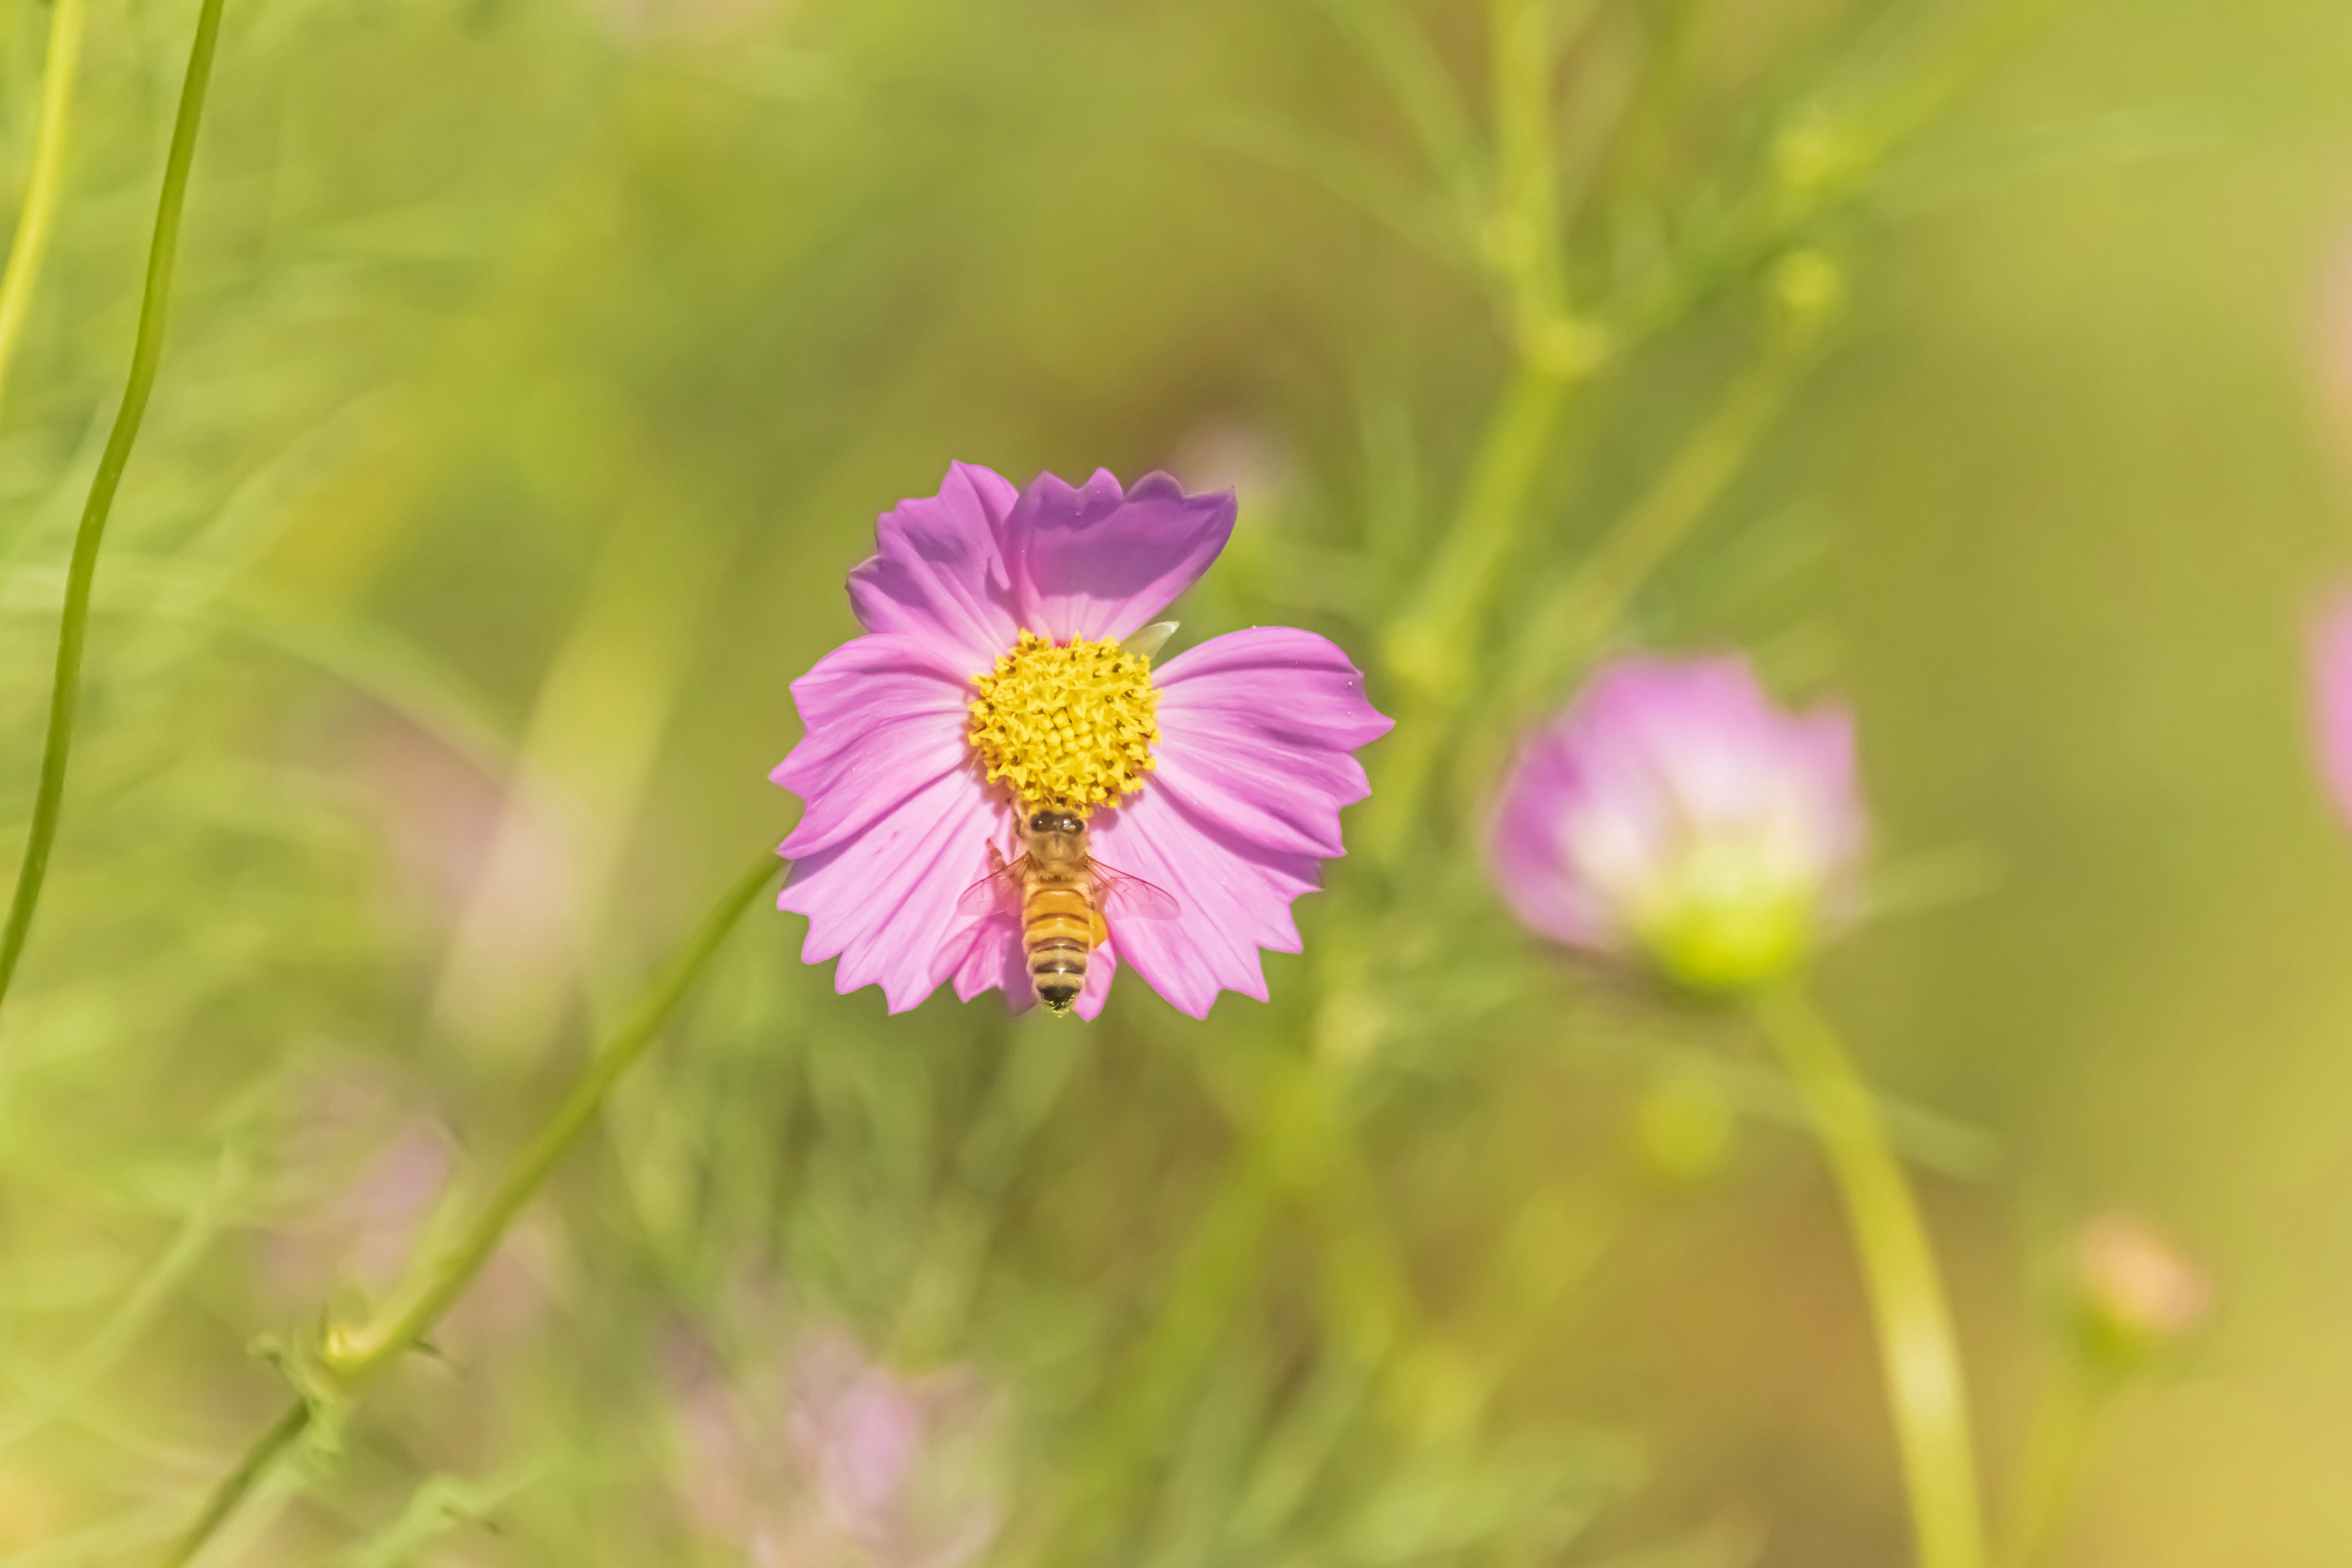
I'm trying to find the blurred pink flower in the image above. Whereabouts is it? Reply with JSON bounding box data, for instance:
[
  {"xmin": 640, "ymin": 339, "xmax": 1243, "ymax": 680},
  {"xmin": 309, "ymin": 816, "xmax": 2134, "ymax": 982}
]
[
  {"xmin": 1487, "ymin": 654, "xmax": 1864, "ymax": 992},
  {"xmin": 669, "ymin": 1328, "xmax": 1005, "ymax": 1568},
  {"xmin": 2308, "ymin": 590, "xmax": 2352, "ymax": 827},
  {"xmin": 263, "ymin": 1071, "xmax": 556, "ymax": 1348},
  {"xmin": 772, "ymin": 463, "xmax": 1390, "ymax": 1019}
]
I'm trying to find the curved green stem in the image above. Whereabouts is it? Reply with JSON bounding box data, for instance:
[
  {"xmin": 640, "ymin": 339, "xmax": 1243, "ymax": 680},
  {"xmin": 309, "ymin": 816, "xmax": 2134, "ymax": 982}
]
[
  {"xmin": 0, "ymin": 0, "xmax": 86, "ymax": 416},
  {"xmin": 1752, "ymin": 984, "xmax": 1988, "ymax": 1568},
  {"xmin": 1365, "ymin": 360, "xmax": 1572, "ymax": 865},
  {"xmin": 159, "ymin": 850, "xmax": 780, "ymax": 1565},
  {"xmin": 157, "ymin": 1399, "xmax": 310, "ymax": 1568},
  {"xmin": 0, "ymin": 0, "xmax": 227, "ymax": 1017},
  {"xmin": 326, "ymin": 850, "xmax": 777, "ymax": 1381}
]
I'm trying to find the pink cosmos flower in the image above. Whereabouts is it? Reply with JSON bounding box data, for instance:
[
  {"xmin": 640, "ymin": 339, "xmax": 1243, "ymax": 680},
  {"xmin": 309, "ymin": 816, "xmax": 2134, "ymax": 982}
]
[
  {"xmin": 1487, "ymin": 654, "xmax": 1864, "ymax": 992},
  {"xmin": 2309, "ymin": 590, "xmax": 2352, "ymax": 829},
  {"xmin": 772, "ymin": 464, "xmax": 1392, "ymax": 1019}
]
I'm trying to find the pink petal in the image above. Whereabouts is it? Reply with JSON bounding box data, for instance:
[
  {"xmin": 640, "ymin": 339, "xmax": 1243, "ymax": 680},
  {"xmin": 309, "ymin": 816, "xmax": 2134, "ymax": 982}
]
[
  {"xmin": 2312, "ymin": 590, "xmax": 2352, "ymax": 829},
  {"xmin": 1087, "ymin": 790, "xmax": 1317, "ymax": 1019},
  {"xmin": 946, "ymin": 907, "xmax": 1031, "ymax": 1012},
  {"xmin": 1072, "ymin": 938, "xmax": 1118, "ymax": 1021},
  {"xmin": 846, "ymin": 464, "xmax": 1023, "ymax": 669},
  {"xmin": 773, "ymin": 636, "xmax": 977, "ymax": 861},
  {"xmin": 1150, "ymin": 628, "xmax": 1392, "ymax": 859},
  {"xmin": 1482, "ymin": 653, "xmax": 1868, "ymax": 955},
  {"xmin": 941, "ymin": 875, "xmax": 1123, "ymax": 1018},
  {"xmin": 998, "ymin": 470, "xmax": 1234, "ymax": 644},
  {"xmin": 1486, "ymin": 728, "xmax": 1617, "ymax": 950},
  {"xmin": 780, "ymin": 769, "xmax": 1004, "ymax": 1013}
]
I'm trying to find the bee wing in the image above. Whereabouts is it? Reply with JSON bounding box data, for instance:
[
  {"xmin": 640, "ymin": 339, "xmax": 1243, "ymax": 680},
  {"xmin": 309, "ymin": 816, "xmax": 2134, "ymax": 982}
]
[
  {"xmin": 1090, "ymin": 861, "xmax": 1179, "ymax": 921},
  {"xmin": 956, "ymin": 853, "xmax": 1029, "ymax": 918}
]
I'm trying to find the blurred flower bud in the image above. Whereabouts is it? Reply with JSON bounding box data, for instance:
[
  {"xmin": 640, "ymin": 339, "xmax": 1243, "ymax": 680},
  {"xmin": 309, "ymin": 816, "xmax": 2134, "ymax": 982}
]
[
  {"xmin": 2072, "ymin": 1215, "xmax": 2211, "ymax": 1368},
  {"xmin": 1486, "ymin": 655, "xmax": 1866, "ymax": 994},
  {"xmin": 1772, "ymin": 105, "xmax": 1860, "ymax": 199},
  {"xmin": 1769, "ymin": 248, "xmax": 1845, "ymax": 341},
  {"xmin": 2307, "ymin": 589, "xmax": 2352, "ymax": 831},
  {"xmin": 1634, "ymin": 1066, "xmax": 1738, "ymax": 1186},
  {"xmin": 1523, "ymin": 314, "xmax": 1611, "ymax": 380}
]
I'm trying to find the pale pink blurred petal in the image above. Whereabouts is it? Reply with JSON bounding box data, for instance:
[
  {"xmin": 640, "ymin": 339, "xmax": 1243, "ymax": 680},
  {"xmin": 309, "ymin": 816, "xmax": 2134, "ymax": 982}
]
[
  {"xmin": 1488, "ymin": 654, "xmax": 1866, "ymax": 988},
  {"xmin": 2308, "ymin": 590, "xmax": 2352, "ymax": 827},
  {"xmin": 669, "ymin": 1325, "xmax": 1007, "ymax": 1568}
]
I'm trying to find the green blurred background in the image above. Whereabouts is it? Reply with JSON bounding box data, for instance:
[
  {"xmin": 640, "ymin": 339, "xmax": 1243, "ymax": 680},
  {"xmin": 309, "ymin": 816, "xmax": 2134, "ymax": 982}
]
[{"xmin": 2, "ymin": 0, "xmax": 2351, "ymax": 1563}]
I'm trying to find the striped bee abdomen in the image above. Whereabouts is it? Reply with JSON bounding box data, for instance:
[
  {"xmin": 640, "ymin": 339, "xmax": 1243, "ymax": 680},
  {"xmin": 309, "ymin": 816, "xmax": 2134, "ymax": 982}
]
[{"xmin": 1022, "ymin": 881, "xmax": 1095, "ymax": 1012}]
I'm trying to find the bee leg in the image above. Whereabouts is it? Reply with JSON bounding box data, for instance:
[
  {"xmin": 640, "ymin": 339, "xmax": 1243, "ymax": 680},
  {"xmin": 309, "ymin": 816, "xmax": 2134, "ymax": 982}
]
[{"xmin": 1090, "ymin": 912, "xmax": 1109, "ymax": 948}]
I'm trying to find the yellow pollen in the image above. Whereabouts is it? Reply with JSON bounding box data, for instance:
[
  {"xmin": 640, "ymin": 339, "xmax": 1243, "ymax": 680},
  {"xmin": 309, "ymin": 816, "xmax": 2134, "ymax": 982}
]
[{"xmin": 967, "ymin": 630, "xmax": 1159, "ymax": 815}]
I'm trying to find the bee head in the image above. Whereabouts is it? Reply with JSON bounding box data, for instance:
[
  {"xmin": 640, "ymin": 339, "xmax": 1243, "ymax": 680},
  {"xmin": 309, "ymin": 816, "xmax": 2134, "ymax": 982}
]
[{"xmin": 1028, "ymin": 809, "xmax": 1085, "ymax": 836}]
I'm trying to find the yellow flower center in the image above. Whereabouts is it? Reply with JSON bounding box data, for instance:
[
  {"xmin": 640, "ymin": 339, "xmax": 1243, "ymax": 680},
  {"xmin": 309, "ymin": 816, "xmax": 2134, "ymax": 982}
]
[{"xmin": 967, "ymin": 630, "xmax": 1160, "ymax": 815}]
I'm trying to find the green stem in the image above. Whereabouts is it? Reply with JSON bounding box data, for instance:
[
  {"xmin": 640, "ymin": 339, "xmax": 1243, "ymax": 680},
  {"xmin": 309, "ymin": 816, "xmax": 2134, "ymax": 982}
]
[
  {"xmin": 0, "ymin": 0, "xmax": 226, "ymax": 1017},
  {"xmin": 1753, "ymin": 984, "xmax": 1988, "ymax": 1568},
  {"xmin": 2000, "ymin": 1362, "xmax": 2116, "ymax": 1568},
  {"xmin": 1367, "ymin": 361, "xmax": 1571, "ymax": 863},
  {"xmin": 156, "ymin": 1399, "xmax": 311, "ymax": 1568},
  {"xmin": 328, "ymin": 850, "xmax": 777, "ymax": 1380},
  {"xmin": 1488, "ymin": 0, "xmax": 1565, "ymax": 334},
  {"xmin": 0, "ymin": 0, "xmax": 85, "ymax": 415},
  {"xmin": 894, "ymin": 1018, "xmax": 1083, "ymax": 1363},
  {"xmin": 1502, "ymin": 339, "xmax": 1810, "ymax": 718},
  {"xmin": 159, "ymin": 850, "xmax": 780, "ymax": 1564}
]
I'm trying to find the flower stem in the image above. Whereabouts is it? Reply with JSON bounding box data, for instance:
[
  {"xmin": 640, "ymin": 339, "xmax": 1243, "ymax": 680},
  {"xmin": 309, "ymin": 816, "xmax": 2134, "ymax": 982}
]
[
  {"xmin": 326, "ymin": 850, "xmax": 778, "ymax": 1379},
  {"xmin": 2000, "ymin": 1362, "xmax": 2116, "ymax": 1568},
  {"xmin": 156, "ymin": 1398, "xmax": 311, "ymax": 1568},
  {"xmin": 1365, "ymin": 360, "xmax": 1572, "ymax": 864},
  {"xmin": 1504, "ymin": 339, "xmax": 1811, "ymax": 717},
  {"xmin": 0, "ymin": 0, "xmax": 226, "ymax": 1019},
  {"xmin": 1752, "ymin": 983, "xmax": 1988, "ymax": 1568},
  {"xmin": 0, "ymin": 0, "xmax": 86, "ymax": 416},
  {"xmin": 159, "ymin": 850, "xmax": 781, "ymax": 1564}
]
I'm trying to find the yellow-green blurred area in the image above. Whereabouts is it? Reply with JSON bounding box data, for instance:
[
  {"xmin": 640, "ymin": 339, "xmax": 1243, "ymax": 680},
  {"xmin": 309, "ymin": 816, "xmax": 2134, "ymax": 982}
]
[{"xmin": 3, "ymin": 0, "xmax": 2352, "ymax": 1563}]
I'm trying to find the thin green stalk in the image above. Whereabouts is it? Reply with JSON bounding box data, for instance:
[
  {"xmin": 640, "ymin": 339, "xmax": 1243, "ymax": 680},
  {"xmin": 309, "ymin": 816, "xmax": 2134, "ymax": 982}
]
[
  {"xmin": 0, "ymin": 0, "xmax": 227, "ymax": 1017},
  {"xmin": 157, "ymin": 1399, "xmax": 310, "ymax": 1568},
  {"xmin": 1039, "ymin": 1148, "xmax": 1283, "ymax": 1568},
  {"xmin": 328, "ymin": 850, "xmax": 777, "ymax": 1379},
  {"xmin": 1753, "ymin": 983, "xmax": 1988, "ymax": 1568},
  {"xmin": 160, "ymin": 850, "xmax": 780, "ymax": 1565},
  {"xmin": 0, "ymin": 1148, "xmax": 246, "ymax": 1449},
  {"xmin": 894, "ymin": 1019, "xmax": 1084, "ymax": 1362},
  {"xmin": 1503, "ymin": 339, "xmax": 1811, "ymax": 718},
  {"xmin": 1488, "ymin": 0, "xmax": 1567, "ymax": 333},
  {"xmin": 0, "ymin": 0, "xmax": 85, "ymax": 415},
  {"xmin": 1375, "ymin": 0, "xmax": 1595, "ymax": 722},
  {"xmin": 1366, "ymin": 361, "xmax": 1572, "ymax": 864},
  {"xmin": 2000, "ymin": 1362, "xmax": 2116, "ymax": 1568}
]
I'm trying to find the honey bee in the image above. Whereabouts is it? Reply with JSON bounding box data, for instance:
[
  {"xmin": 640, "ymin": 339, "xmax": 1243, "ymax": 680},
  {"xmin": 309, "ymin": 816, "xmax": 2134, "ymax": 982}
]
[{"xmin": 957, "ymin": 808, "xmax": 1178, "ymax": 1015}]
